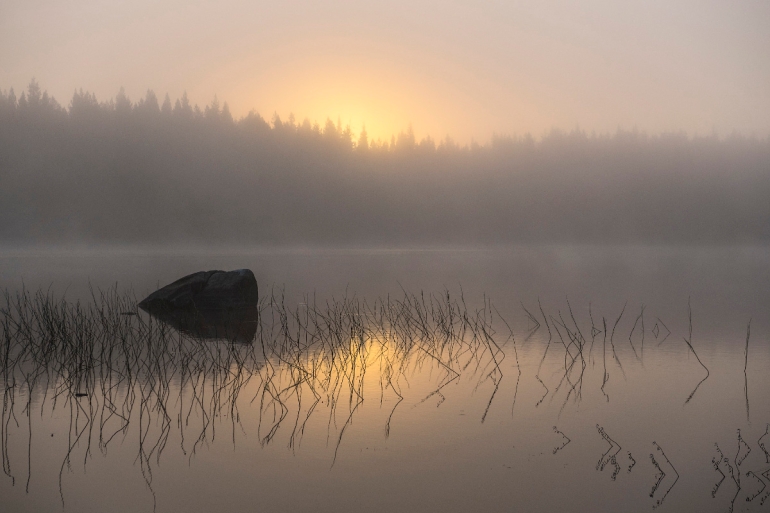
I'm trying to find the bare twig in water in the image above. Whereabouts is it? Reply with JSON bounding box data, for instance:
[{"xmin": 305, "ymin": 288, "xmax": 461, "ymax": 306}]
[
  {"xmin": 744, "ymin": 319, "xmax": 751, "ymax": 423},
  {"xmin": 609, "ymin": 302, "xmax": 626, "ymax": 369},
  {"xmin": 627, "ymin": 452, "xmax": 636, "ymax": 473},
  {"xmin": 521, "ymin": 302, "xmax": 540, "ymax": 340},
  {"xmin": 601, "ymin": 317, "xmax": 609, "ymax": 402},
  {"xmin": 628, "ymin": 305, "xmax": 644, "ymax": 362},
  {"xmin": 654, "ymin": 317, "xmax": 671, "ymax": 347},
  {"xmin": 651, "ymin": 441, "xmax": 679, "ymax": 509},
  {"xmin": 711, "ymin": 450, "xmax": 726, "ymax": 498},
  {"xmin": 683, "ymin": 298, "xmax": 709, "ymax": 404},
  {"xmin": 759, "ymin": 424, "xmax": 770, "ymax": 464},
  {"xmin": 588, "ymin": 302, "xmax": 599, "ymax": 365},
  {"xmin": 552, "ymin": 426, "xmax": 571, "ymax": 454},
  {"xmin": 596, "ymin": 424, "xmax": 621, "ymax": 480},
  {"xmin": 534, "ymin": 299, "xmax": 551, "ymax": 407}
]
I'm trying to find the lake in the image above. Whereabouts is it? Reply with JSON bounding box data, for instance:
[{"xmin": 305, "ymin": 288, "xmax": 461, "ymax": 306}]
[{"xmin": 1, "ymin": 244, "xmax": 769, "ymax": 512}]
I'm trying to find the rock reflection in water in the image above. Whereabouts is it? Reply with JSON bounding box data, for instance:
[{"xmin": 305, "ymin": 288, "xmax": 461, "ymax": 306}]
[{"xmin": 139, "ymin": 305, "xmax": 259, "ymax": 343}]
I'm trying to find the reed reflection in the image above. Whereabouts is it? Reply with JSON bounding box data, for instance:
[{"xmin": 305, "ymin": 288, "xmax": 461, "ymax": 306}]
[{"xmin": 0, "ymin": 286, "xmax": 508, "ymax": 505}]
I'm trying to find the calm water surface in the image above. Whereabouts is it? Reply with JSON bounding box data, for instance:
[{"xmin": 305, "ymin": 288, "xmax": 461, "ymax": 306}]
[{"xmin": 1, "ymin": 245, "xmax": 769, "ymax": 513}]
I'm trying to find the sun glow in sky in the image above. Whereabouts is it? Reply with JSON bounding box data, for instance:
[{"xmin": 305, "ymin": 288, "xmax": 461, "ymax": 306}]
[
  {"xmin": 247, "ymin": 62, "xmax": 420, "ymax": 143},
  {"xmin": 2, "ymin": 0, "xmax": 769, "ymax": 143}
]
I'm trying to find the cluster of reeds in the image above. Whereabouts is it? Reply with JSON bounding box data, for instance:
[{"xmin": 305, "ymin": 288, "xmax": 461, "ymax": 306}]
[
  {"xmin": 0, "ymin": 285, "xmax": 509, "ymax": 504},
  {"xmin": 524, "ymin": 299, "xmax": 643, "ymax": 409},
  {"xmin": 521, "ymin": 298, "xmax": 721, "ymax": 409},
  {"xmin": 714, "ymin": 427, "xmax": 770, "ymax": 508}
]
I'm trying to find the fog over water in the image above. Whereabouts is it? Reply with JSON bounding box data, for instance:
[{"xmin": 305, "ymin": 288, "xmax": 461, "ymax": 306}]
[
  {"xmin": 1, "ymin": 246, "xmax": 770, "ymax": 513},
  {"xmin": 2, "ymin": 3, "xmax": 770, "ymax": 512}
]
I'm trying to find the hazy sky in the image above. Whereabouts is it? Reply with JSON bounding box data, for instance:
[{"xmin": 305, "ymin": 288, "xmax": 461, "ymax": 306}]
[{"xmin": 2, "ymin": 0, "xmax": 769, "ymax": 142}]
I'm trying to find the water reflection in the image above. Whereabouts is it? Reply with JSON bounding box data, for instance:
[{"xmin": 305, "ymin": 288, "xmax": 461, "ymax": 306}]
[
  {"xmin": 139, "ymin": 305, "xmax": 259, "ymax": 343},
  {"xmin": 1, "ymin": 286, "xmax": 508, "ymax": 507},
  {"xmin": 2, "ymin": 285, "xmax": 770, "ymax": 512}
]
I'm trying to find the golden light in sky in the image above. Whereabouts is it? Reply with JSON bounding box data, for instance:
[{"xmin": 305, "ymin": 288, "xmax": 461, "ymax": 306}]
[
  {"xmin": 254, "ymin": 64, "xmax": 414, "ymax": 143},
  {"xmin": 229, "ymin": 54, "xmax": 543, "ymax": 144},
  {"xmin": 1, "ymin": 1, "xmax": 769, "ymax": 142}
]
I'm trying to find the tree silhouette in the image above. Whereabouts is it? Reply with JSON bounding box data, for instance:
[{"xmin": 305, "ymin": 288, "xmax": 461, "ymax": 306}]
[{"xmin": 0, "ymin": 79, "xmax": 767, "ymax": 246}]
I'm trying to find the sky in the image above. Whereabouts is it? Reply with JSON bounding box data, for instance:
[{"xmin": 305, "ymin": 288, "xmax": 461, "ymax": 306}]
[{"xmin": 1, "ymin": 0, "xmax": 769, "ymax": 143}]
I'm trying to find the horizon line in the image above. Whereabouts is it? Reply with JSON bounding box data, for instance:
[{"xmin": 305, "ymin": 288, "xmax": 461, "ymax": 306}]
[{"xmin": 2, "ymin": 79, "xmax": 769, "ymax": 147}]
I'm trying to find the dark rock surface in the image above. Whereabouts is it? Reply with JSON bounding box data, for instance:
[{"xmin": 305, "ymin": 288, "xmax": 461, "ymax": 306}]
[
  {"xmin": 138, "ymin": 269, "xmax": 258, "ymax": 311},
  {"xmin": 138, "ymin": 269, "xmax": 259, "ymax": 343}
]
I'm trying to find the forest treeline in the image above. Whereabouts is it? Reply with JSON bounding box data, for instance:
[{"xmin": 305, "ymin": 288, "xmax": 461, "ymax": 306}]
[{"xmin": 1, "ymin": 81, "xmax": 769, "ymax": 246}]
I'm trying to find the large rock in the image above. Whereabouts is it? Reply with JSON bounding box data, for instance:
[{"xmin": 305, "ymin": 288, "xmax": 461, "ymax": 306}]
[
  {"xmin": 138, "ymin": 269, "xmax": 259, "ymax": 343},
  {"xmin": 138, "ymin": 269, "xmax": 258, "ymax": 311}
]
